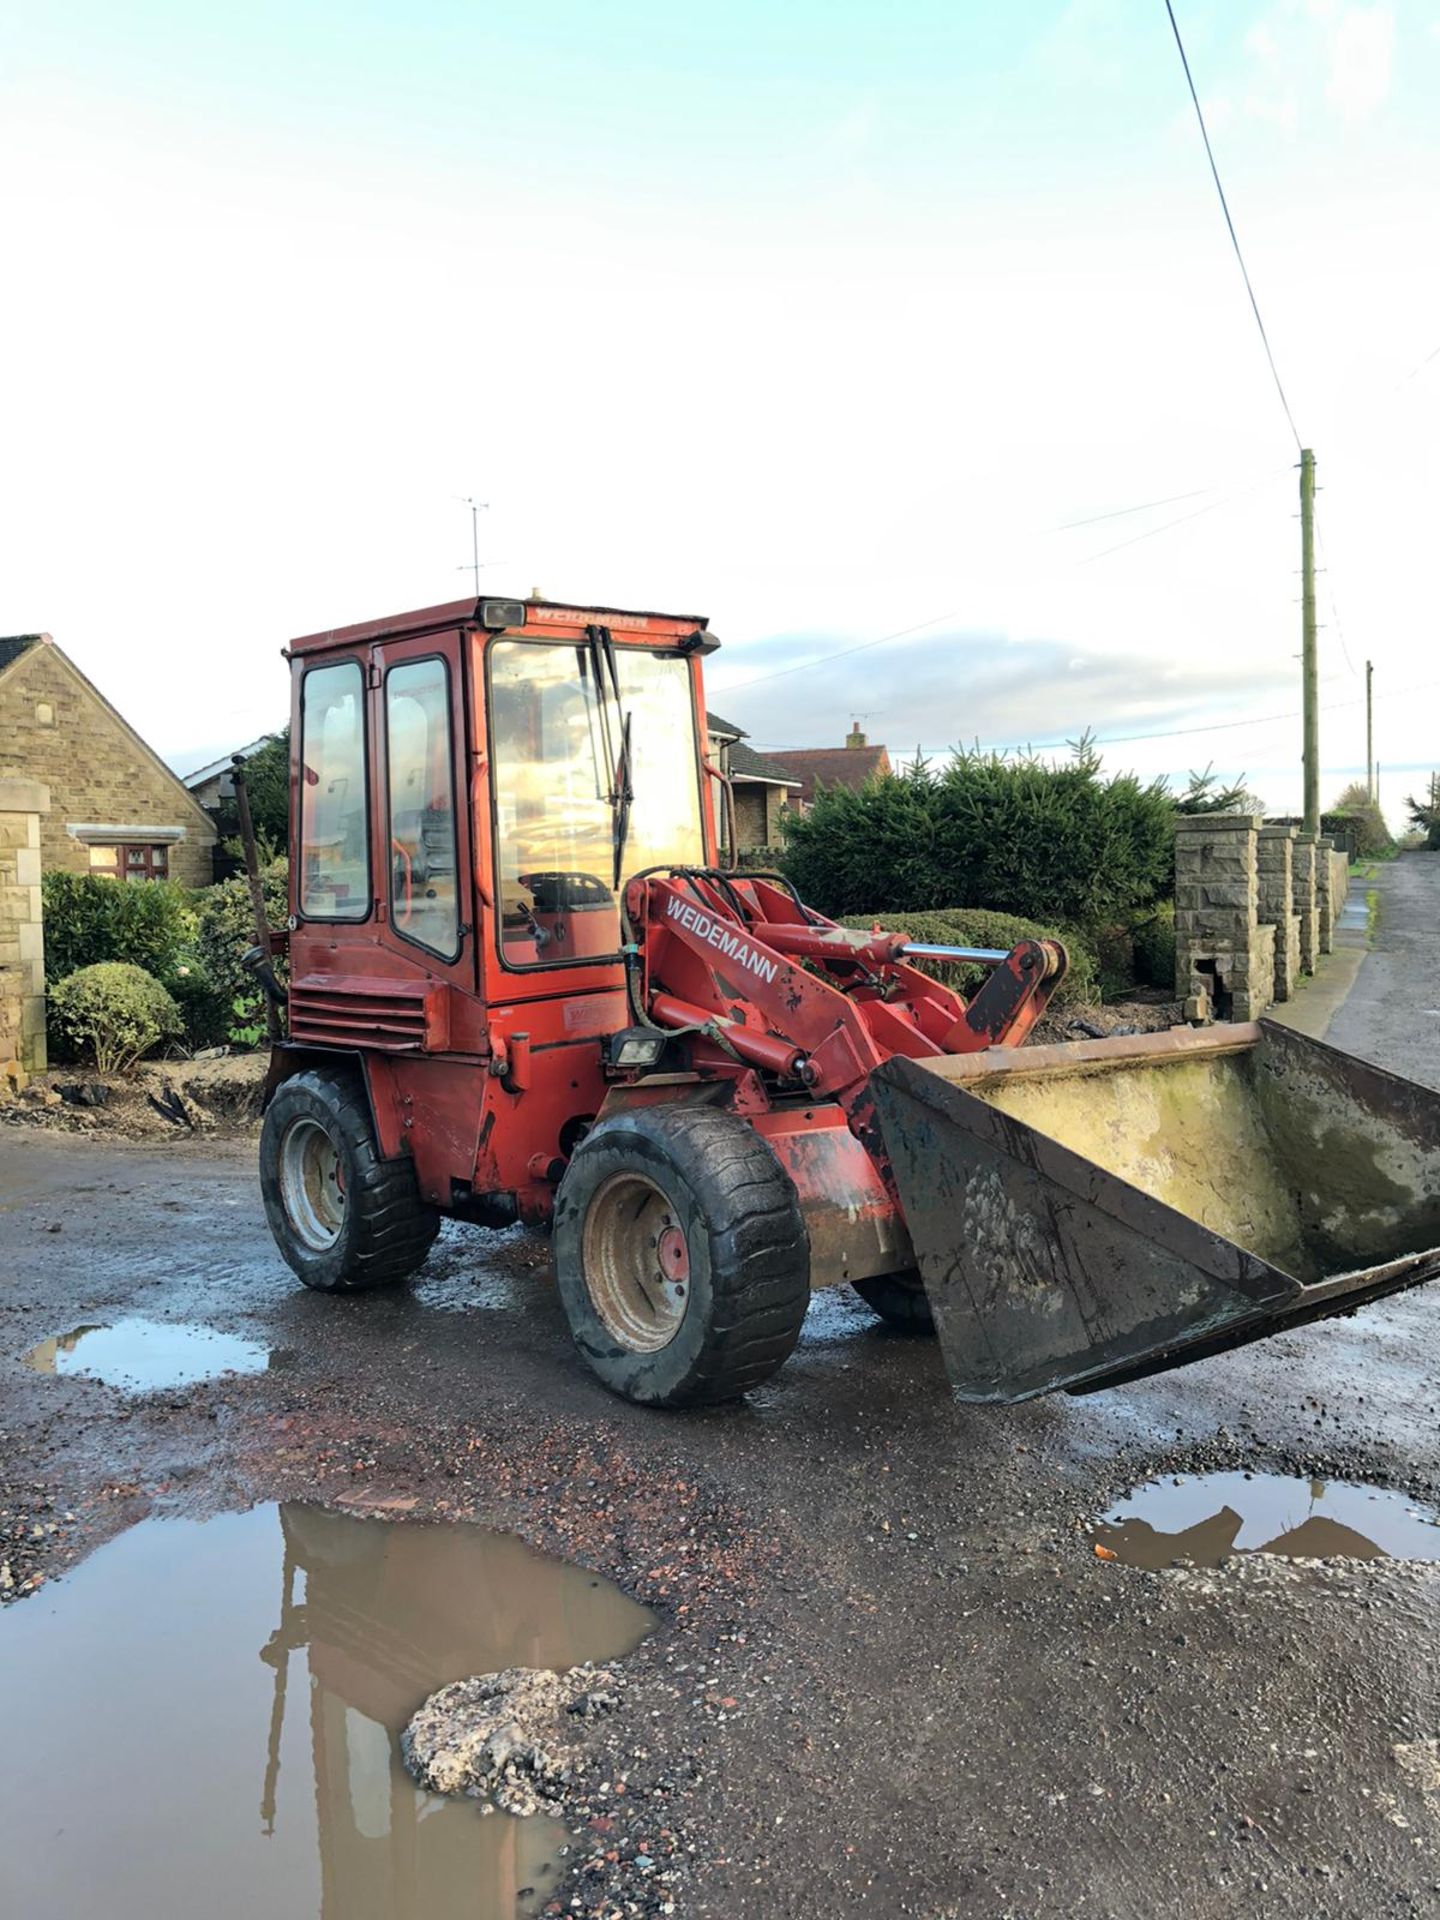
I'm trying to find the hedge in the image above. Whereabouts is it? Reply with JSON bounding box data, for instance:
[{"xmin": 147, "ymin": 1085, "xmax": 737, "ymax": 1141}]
[
  {"xmin": 841, "ymin": 907, "xmax": 1099, "ymax": 1007},
  {"xmin": 40, "ymin": 872, "xmax": 196, "ymax": 983},
  {"xmin": 782, "ymin": 739, "xmax": 1177, "ymax": 928}
]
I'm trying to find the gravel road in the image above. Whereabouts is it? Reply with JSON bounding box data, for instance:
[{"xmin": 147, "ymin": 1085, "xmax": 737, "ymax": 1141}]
[{"xmin": 3, "ymin": 857, "xmax": 1439, "ymax": 1918}]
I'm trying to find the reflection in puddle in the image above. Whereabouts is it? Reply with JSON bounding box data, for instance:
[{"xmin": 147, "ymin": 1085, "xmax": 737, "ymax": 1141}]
[
  {"xmin": 23, "ymin": 1318, "xmax": 271, "ymax": 1391},
  {"xmin": 1095, "ymin": 1471, "xmax": 1440, "ymax": 1570},
  {"xmin": 0, "ymin": 1506, "xmax": 653, "ymax": 1918}
]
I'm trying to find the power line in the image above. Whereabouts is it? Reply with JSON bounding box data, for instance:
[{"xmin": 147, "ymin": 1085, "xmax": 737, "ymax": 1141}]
[
  {"xmin": 716, "ymin": 607, "xmax": 967, "ymax": 694},
  {"xmin": 1053, "ymin": 485, "xmax": 1217, "ymax": 530},
  {"xmin": 1163, "ymin": 0, "xmax": 1302, "ymax": 451},
  {"xmin": 1312, "ymin": 514, "xmax": 1358, "ymax": 677},
  {"xmin": 748, "ymin": 675, "xmax": 1440, "ymax": 760}
]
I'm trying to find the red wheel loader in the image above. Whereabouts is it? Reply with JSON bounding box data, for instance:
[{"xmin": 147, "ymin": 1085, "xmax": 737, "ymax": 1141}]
[{"xmin": 254, "ymin": 595, "xmax": 1440, "ymax": 1407}]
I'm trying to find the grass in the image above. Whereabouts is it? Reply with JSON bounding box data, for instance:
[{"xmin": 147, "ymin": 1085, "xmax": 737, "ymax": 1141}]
[{"xmin": 1366, "ymin": 887, "xmax": 1381, "ymax": 943}]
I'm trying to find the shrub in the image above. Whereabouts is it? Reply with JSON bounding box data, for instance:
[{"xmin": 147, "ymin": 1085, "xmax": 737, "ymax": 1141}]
[
  {"xmin": 195, "ymin": 861, "xmax": 290, "ymax": 1003},
  {"xmin": 41, "ymin": 872, "xmax": 196, "ymax": 983},
  {"xmin": 1131, "ymin": 902, "xmax": 1177, "ymax": 991},
  {"xmin": 194, "ymin": 861, "xmax": 289, "ymax": 1046},
  {"xmin": 1326, "ymin": 783, "xmax": 1393, "ymax": 860},
  {"xmin": 783, "ymin": 736, "xmax": 1177, "ymax": 928},
  {"xmin": 1092, "ymin": 924, "xmax": 1136, "ymax": 1002},
  {"xmin": 841, "ymin": 906, "xmax": 1100, "ymax": 1008},
  {"xmin": 48, "ymin": 963, "xmax": 183, "ymax": 1073},
  {"xmin": 165, "ymin": 962, "xmax": 234, "ymax": 1050}
]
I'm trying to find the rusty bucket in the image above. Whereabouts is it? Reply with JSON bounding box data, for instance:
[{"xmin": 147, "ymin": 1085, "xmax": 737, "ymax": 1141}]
[{"xmin": 868, "ymin": 1021, "xmax": 1440, "ymax": 1403}]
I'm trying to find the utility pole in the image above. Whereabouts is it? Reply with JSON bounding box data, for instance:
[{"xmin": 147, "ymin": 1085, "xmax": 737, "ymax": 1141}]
[
  {"xmin": 1300, "ymin": 449, "xmax": 1319, "ymax": 834},
  {"xmin": 1365, "ymin": 659, "xmax": 1375, "ymax": 801}
]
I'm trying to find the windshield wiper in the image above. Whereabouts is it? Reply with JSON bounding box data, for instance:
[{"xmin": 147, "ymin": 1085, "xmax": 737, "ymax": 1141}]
[{"xmin": 585, "ymin": 625, "xmax": 635, "ymax": 891}]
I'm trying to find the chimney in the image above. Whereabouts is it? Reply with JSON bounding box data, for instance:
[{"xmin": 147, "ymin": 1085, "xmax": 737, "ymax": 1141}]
[{"xmin": 845, "ymin": 722, "xmax": 867, "ymax": 748}]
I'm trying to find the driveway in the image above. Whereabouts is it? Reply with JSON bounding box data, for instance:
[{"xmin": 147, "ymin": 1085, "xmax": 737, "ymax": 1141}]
[{"xmin": 2, "ymin": 867, "xmax": 1439, "ymax": 1917}]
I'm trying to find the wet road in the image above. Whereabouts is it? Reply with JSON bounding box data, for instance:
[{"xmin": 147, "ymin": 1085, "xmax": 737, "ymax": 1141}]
[
  {"xmin": 1330, "ymin": 852, "xmax": 1440, "ymax": 1090},
  {"xmin": 3, "ymin": 870, "xmax": 1440, "ymax": 1918}
]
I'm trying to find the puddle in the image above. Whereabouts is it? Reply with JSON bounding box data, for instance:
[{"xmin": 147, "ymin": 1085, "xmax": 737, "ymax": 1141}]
[
  {"xmin": 23, "ymin": 1318, "xmax": 270, "ymax": 1390},
  {"xmin": 0, "ymin": 1505, "xmax": 653, "ymax": 1918},
  {"xmin": 1094, "ymin": 1472, "xmax": 1440, "ymax": 1569}
]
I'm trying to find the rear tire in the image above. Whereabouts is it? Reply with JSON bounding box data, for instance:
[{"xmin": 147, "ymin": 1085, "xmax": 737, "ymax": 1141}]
[
  {"xmin": 554, "ymin": 1103, "xmax": 810, "ymax": 1407},
  {"xmin": 852, "ymin": 1271, "xmax": 935, "ymax": 1334},
  {"xmin": 260, "ymin": 1069, "xmax": 439, "ymax": 1292}
]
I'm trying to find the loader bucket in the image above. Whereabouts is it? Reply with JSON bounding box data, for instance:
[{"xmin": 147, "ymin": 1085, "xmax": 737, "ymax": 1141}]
[{"xmin": 867, "ymin": 1021, "xmax": 1440, "ymax": 1403}]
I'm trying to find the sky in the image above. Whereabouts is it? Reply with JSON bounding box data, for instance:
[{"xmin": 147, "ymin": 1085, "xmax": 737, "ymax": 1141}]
[{"xmin": 2, "ymin": 0, "xmax": 1437, "ymax": 823}]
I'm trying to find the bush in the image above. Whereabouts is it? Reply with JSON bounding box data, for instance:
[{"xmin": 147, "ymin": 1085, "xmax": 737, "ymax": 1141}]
[
  {"xmin": 48, "ymin": 963, "xmax": 183, "ymax": 1073},
  {"xmin": 194, "ymin": 861, "xmax": 289, "ymax": 1046},
  {"xmin": 195, "ymin": 861, "xmax": 289, "ymax": 1001},
  {"xmin": 841, "ymin": 906, "xmax": 1100, "ymax": 1008},
  {"xmin": 165, "ymin": 963, "xmax": 234, "ymax": 1050},
  {"xmin": 1131, "ymin": 902, "xmax": 1177, "ymax": 991},
  {"xmin": 783, "ymin": 737, "xmax": 1177, "ymax": 928},
  {"xmin": 1092, "ymin": 924, "xmax": 1136, "ymax": 1002},
  {"xmin": 41, "ymin": 871, "xmax": 196, "ymax": 983},
  {"xmin": 1326, "ymin": 783, "xmax": 1393, "ymax": 860}
]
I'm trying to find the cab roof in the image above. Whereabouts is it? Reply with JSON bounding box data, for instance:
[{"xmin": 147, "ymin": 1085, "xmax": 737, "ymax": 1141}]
[{"xmin": 288, "ymin": 594, "xmax": 711, "ymax": 656}]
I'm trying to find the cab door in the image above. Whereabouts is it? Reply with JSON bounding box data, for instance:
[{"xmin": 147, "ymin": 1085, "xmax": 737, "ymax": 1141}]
[{"xmin": 372, "ymin": 628, "xmax": 475, "ymax": 992}]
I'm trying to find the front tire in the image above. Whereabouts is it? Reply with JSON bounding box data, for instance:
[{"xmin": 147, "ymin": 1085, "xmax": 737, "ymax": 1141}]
[
  {"xmin": 260, "ymin": 1069, "xmax": 439, "ymax": 1292},
  {"xmin": 554, "ymin": 1103, "xmax": 810, "ymax": 1407}
]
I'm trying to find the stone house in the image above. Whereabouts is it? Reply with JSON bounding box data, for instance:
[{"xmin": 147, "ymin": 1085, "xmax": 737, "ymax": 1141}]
[
  {"xmin": 706, "ymin": 712, "xmax": 802, "ymax": 855},
  {"xmin": 181, "ymin": 737, "xmax": 271, "ymax": 815},
  {"xmin": 766, "ymin": 724, "xmax": 892, "ymax": 808},
  {"xmin": 0, "ymin": 634, "xmax": 217, "ymax": 888}
]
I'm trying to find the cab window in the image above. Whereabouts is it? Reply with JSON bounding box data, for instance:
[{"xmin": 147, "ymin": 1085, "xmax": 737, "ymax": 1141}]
[
  {"xmin": 299, "ymin": 661, "xmax": 370, "ymax": 921},
  {"xmin": 489, "ymin": 640, "xmax": 704, "ymax": 967},
  {"xmin": 385, "ymin": 657, "xmax": 460, "ymax": 960}
]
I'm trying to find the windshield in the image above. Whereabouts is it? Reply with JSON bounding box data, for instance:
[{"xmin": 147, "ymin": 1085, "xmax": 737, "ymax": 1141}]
[{"xmin": 489, "ymin": 640, "xmax": 705, "ymax": 967}]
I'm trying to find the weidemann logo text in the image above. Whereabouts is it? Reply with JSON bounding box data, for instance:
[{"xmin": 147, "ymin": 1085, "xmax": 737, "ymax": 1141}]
[{"xmin": 665, "ymin": 897, "xmax": 779, "ymax": 984}]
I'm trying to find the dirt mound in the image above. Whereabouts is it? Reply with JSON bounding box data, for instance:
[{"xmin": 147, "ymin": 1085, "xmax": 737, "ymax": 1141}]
[
  {"xmin": 0, "ymin": 1053, "xmax": 267, "ymax": 1139},
  {"xmin": 402, "ymin": 1665, "xmax": 622, "ymax": 1816}
]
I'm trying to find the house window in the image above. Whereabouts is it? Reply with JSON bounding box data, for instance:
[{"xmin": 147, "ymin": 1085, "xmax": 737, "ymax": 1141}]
[
  {"xmin": 300, "ymin": 660, "xmax": 370, "ymax": 921},
  {"xmin": 87, "ymin": 843, "xmax": 171, "ymax": 880}
]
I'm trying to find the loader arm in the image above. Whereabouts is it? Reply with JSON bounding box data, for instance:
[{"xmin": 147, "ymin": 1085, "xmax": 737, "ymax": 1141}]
[{"xmin": 625, "ymin": 869, "xmax": 1067, "ymax": 1106}]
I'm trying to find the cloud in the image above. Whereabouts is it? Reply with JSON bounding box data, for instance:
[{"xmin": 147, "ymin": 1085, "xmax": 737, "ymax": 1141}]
[
  {"xmin": 1325, "ymin": 4, "xmax": 1395, "ymax": 120},
  {"xmin": 708, "ymin": 629, "xmax": 1297, "ymax": 764}
]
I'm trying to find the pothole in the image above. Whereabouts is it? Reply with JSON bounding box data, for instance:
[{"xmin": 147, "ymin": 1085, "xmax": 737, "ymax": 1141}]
[
  {"xmin": 0, "ymin": 1504, "xmax": 653, "ymax": 1918},
  {"xmin": 1093, "ymin": 1472, "xmax": 1440, "ymax": 1569},
  {"xmin": 23, "ymin": 1318, "xmax": 270, "ymax": 1390}
]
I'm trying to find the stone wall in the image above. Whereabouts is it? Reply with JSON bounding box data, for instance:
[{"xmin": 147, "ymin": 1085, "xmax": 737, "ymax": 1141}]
[
  {"xmin": 0, "ymin": 640, "xmax": 216, "ymax": 887},
  {"xmin": 1256, "ymin": 825, "xmax": 1302, "ymax": 1002},
  {"xmin": 1292, "ymin": 833, "xmax": 1319, "ymax": 972},
  {"xmin": 0, "ymin": 778, "xmax": 49, "ymax": 1080},
  {"xmin": 1174, "ymin": 813, "xmax": 1275, "ymax": 1021}
]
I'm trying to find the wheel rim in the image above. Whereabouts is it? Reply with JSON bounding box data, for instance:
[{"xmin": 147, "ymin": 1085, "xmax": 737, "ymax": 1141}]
[
  {"xmin": 278, "ymin": 1117, "xmax": 347, "ymax": 1251},
  {"xmin": 582, "ymin": 1172, "xmax": 691, "ymax": 1353}
]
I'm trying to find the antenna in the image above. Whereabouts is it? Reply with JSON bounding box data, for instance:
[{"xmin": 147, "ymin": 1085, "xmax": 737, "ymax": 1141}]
[{"xmin": 457, "ymin": 497, "xmax": 490, "ymax": 595}]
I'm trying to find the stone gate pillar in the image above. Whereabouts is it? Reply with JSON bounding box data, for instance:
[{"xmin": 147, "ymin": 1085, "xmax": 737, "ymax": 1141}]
[
  {"xmin": 0, "ymin": 777, "xmax": 49, "ymax": 1082},
  {"xmin": 1315, "ymin": 834, "xmax": 1336, "ymax": 955},
  {"xmin": 1174, "ymin": 813, "xmax": 1274, "ymax": 1021},
  {"xmin": 1257, "ymin": 824, "xmax": 1301, "ymax": 1002},
  {"xmin": 1292, "ymin": 833, "xmax": 1319, "ymax": 972}
]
